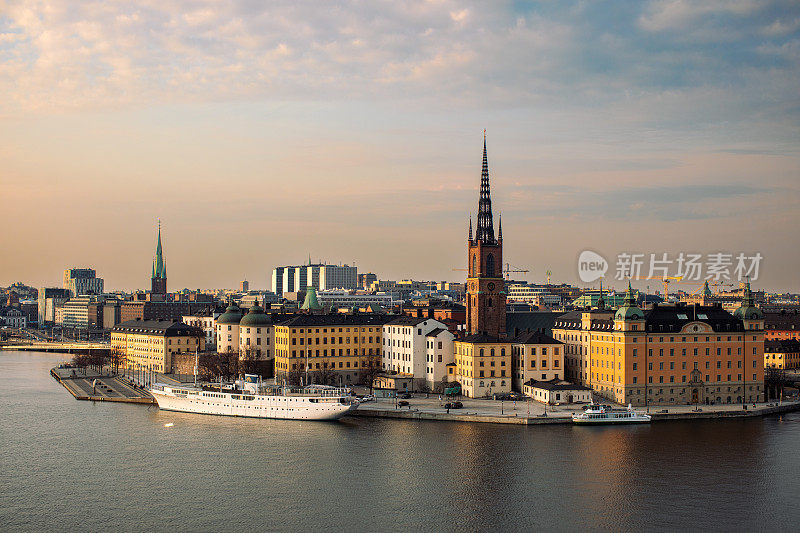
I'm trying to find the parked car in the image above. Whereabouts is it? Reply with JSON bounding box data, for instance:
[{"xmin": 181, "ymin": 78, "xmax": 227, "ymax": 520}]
[
  {"xmin": 451, "ymin": 401, "xmax": 463, "ymax": 409},
  {"xmin": 400, "ymin": 393, "xmax": 412, "ymax": 399},
  {"xmin": 398, "ymin": 400, "xmax": 409, "ymax": 407},
  {"xmin": 360, "ymin": 395, "xmax": 375, "ymax": 403}
]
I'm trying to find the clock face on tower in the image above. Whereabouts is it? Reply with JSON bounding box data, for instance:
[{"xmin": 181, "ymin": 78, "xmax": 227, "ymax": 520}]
[{"xmin": 487, "ymin": 282, "xmax": 495, "ymax": 291}]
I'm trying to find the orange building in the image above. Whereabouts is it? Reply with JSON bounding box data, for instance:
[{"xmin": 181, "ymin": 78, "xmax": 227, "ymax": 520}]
[{"xmin": 552, "ymin": 282, "xmax": 765, "ymax": 406}]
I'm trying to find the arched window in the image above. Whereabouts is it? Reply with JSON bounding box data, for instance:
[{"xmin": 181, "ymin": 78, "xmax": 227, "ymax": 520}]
[
  {"xmin": 490, "ymin": 348, "xmax": 495, "ymax": 356},
  {"xmin": 486, "ymin": 254, "xmax": 494, "ymax": 276},
  {"xmin": 480, "ymin": 348, "xmax": 484, "ymax": 356},
  {"xmin": 488, "ymin": 298, "xmax": 493, "ymax": 308},
  {"xmin": 472, "ymin": 254, "xmax": 477, "ymax": 276}
]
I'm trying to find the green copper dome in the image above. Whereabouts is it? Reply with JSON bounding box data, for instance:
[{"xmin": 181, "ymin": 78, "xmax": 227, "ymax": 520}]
[
  {"xmin": 240, "ymin": 300, "xmax": 272, "ymax": 326},
  {"xmin": 615, "ymin": 281, "xmax": 644, "ymax": 321},
  {"xmin": 733, "ymin": 282, "xmax": 763, "ymax": 320},
  {"xmin": 301, "ymin": 286, "xmax": 322, "ymax": 311},
  {"xmin": 217, "ymin": 301, "xmax": 243, "ymax": 325}
]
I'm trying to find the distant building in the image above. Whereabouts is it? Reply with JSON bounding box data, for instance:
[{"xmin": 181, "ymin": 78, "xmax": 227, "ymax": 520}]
[
  {"xmin": 316, "ymin": 290, "xmax": 393, "ymax": 309},
  {"xmin": 121, "ymin": 301, "xmax": 211, "ymax": 323},
  {"xmin": 510, "ymin": 331, "xmax": 564, "ymax": 390},
  {"xmin": 182, "ymin": 312, "xmax": 220, "ymax": 350},
  {"xmin": 0, "ymin": 306, "xmax": 27, "ymax": 328},
  {"xmin": 763, "ymin": 311, "xmax": 800, "ymax": 341},
  {"xmin": 507, "ymin": 284, "xmax": 562, "ymax": 306},
  {"xmin": 61, "ymin": 295, "xmax": 107, "ymax": 329},
  {"xmin": 272, "ymin": 263, "xmax": 358, "ymax": 295},
  {"xmin": 240, "ymin": 280, "xmax": 250, "ymax": 292},
  {"xmin": 62, "ymin": 268, "xmax": 104, "ymax": 297},
  {"xmin": 358, "ymin": 273, "xmax": 377, "ymax": 290},
  {"xmin": 764, "ymin": 339, "xmax": 800, "ymax": 370},
  {"xmin": 38, "ymin": 287, "xmax": 70, "ymax": 325},
  {"xmin": 111, "ymin": 319, "xmax": 204, "ymax": 374}
]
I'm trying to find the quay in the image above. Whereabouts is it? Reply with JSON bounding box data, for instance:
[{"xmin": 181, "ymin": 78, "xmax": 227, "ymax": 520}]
[
  {"xmin": 51, "ymin": 366, "xmax": 155, "ymax": 404},
  {"xmin": 5, "ymin": 341, "xmax": 111, "ymax": 355},
  {"xmin": 347, "ymin": 396, "xmax": 800, "ymax": 425}
]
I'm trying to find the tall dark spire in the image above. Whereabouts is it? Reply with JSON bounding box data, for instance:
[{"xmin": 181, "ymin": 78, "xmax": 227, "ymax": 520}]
[
  {"xmin": 468, "ymin": 214, "xmax": 473, "ymax": 242},
  {"xmin": 476, "ymin": 130, "xmax": 495, "ymax": 244},
  {"xmin": 498, "ymin": 213, "xmax": 503, "ymax": 241},
  {"xmin": 153, "ymin": 219, "xmax": 165, "ymax": 279}
]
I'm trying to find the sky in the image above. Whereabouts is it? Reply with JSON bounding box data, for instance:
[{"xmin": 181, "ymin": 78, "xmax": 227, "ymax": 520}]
[{"xmin": 1, "ymin": 0, "xmax": 799, "ymax": 293}]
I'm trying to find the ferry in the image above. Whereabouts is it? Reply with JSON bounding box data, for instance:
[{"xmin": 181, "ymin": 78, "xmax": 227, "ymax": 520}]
[
  {"xmin": 149, "ymin": 374, "xmax": 358, "ymax": 421},
  {"xmin": 572, "ymin": 403, "xmax": 651, "ymax": 425}
]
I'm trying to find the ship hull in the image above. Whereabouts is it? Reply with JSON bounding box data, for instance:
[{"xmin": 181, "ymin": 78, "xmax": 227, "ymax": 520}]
[{"xmin": 150, "ymin": 389, "xmax": 357, "ymax": 421}]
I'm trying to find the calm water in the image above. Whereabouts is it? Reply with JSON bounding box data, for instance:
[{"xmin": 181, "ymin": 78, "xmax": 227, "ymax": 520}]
[{"xmin": 2, "ymin": 351, "xmax": 800, "ymax": 532}]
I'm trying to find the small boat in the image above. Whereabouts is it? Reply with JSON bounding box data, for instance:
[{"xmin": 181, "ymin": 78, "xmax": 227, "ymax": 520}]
[
  {"xmin": 149, "ymin": 374, "xmax": 358, "ymax": 421},
  {"xmin": 572, "ymin": 403, "xmax": 651, "ymax": 425}
]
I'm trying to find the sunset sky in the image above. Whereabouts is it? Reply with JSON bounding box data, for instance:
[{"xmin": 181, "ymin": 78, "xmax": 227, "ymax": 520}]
[{"xmin": 1, "ymin": 1, "xmax": 799, "ymax": 292}]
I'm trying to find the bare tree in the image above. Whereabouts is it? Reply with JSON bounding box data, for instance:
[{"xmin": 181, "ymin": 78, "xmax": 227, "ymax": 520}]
[{"xmin": 359, "ymin": 360, "xmax": 381, "ymax": 394}]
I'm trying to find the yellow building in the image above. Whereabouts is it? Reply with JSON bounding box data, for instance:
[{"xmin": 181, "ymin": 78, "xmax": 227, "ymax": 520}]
[
  {"xmin": 510, "ymin": 331, "xmax": 564, "ymax": 391},
  {"xmin": 551, "ymin": 282, "xmax": 765, "ymax": 406},
  {"xmin": 454, "ymin": 334, "xmax": 511, "ymax": 398},
  {"xmin": 111, "ymin": 319, "xmax": 204, "ymax": 373},
  {"xmin": 764, "ymin": 339, "xmax": 800, "ymax": 369},
  {"xmin": 274, "ymin": 315, "xmax": 392, "ymax": 386}
]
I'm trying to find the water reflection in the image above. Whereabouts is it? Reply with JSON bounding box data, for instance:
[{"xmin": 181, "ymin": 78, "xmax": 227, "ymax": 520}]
[{"xmin": 2, "ymin": 351, "xmax": 799, "ymax": 532}]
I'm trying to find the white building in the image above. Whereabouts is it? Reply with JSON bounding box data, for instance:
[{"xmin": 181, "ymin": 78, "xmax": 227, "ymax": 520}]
[
  {"xmin": 0, "ymin": 307, "xmax": 27, "ymax": 328},
  {"xmin": 507, "ymin": 284, "xmax": 562, "ymax": 306},
  {"xmin": 316, "ymin": 290, "xmax": 394, "ymax": 308},
  {"xmin": 425, "ymin": 327, "xmax": 455, "ymax": 390},
  {"xmin": 272, "ymin": 263, "xmax": 358, "ymax": 296},
  {"xmin": 216, "ymin": 302, "xmax": 243, "ymax": 354},
  {"xmin": 182, "ymin": 312, "xmax": 219, "ymax": 350},
  {"xmin": 523, "ymin": 379, "xmax": 592, "ymax": 405},
  {"xmin": 238, "ymin": 302, "xmax": 273, "ymax": 360},
  {"xmin": 381, "ymin": 317, "xmax": 448, "ymax": 388}
]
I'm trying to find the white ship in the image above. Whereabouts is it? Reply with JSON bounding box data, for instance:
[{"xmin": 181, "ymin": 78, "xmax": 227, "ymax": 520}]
[
  {"xmin": 149, "ymin": 374, "xmax": 358, "ymax": 421},
  {"xmin": 572, "ymin": 403, "xmax": 651, "ymax": 425}
]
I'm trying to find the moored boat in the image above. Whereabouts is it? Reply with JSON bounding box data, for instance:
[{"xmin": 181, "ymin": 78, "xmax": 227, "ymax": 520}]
[
  {"xmin": 149, "ymin": 374, "xmax": 358, "ymax": 421},
  {"xmin": 572, "ymin": 403, "xmax": 651, "ymax": 425}
]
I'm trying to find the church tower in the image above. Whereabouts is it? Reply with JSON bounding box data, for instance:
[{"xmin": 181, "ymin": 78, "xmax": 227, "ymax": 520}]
[
  {"xmin": 466, "ymin": 132, "xmax": 506, "ymax": 337},
  {"xmin": 151, "ymin": 220, "xmax": 167, "ymax": 295}
]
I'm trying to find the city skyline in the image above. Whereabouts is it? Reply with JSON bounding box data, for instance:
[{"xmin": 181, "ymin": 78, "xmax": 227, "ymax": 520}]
[{"xmin": 1, "ymin": 1, "xmax": 799, "ymax": 291}]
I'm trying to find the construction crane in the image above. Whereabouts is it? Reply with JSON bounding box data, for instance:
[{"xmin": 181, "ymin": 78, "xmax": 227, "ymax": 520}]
[
  {"xmin": 504, "ymin": 263, "xmax": 529, "ymax": 281},
  {"xmin": 637, "ymin": 275, "xmax": 684, "ymax": 300},
  {"xmin": 545, "ymin": 270, "xmax": 552, "ymax": 285}
]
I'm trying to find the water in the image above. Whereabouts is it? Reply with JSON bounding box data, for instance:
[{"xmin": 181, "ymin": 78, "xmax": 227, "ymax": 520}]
[{"xmin": 2, "ymin": 351, "xmax": 799, "ymax": 532}]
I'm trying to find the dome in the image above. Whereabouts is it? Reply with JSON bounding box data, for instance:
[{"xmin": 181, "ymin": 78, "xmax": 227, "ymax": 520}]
[
  {"xmin": 615, "ymin": 306, "xmax": 644, "ymax": 321},
  {"xmin": 239, "ymin": 301, "xmax": 272, "ymax": 326},
  {"xmin": 217, "ymin": 302, "xmax": 243, "ymax": 325},
  {"xmin": 733, "ymin": 282, "xmax": 763, "ymax": 320}
]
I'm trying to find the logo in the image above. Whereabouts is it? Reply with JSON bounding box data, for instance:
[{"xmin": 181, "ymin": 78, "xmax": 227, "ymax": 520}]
[{"xmin": 578, "ymin": 250, "xmax": 608, "ymax": 283}]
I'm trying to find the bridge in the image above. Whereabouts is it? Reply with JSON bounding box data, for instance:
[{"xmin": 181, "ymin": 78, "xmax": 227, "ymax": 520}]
[{"xmin": 1, "ymin": 340, "xmax": 111, "ymax": 354}]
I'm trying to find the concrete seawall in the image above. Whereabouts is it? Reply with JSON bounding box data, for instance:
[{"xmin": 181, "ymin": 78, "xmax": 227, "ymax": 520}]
[
  {"xmin": 349, "ymin": 401, "xmax": 800, "ymax": 425},
  {"xmin": 51, "ymin": 367, "xmax": 156, "ymax": 405}
]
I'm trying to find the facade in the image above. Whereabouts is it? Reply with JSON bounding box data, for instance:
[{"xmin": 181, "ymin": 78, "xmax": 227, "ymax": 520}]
[
  {"xmin": 507, "ymin": 284, "xmax": 562, "ymax": 306},
  {"xmin": 523, "ymin": 379, "xmax": 592, "ymax": 404},
  {"xmin": 103, "ymin": 300, "xmax": 123, "ymax": 329},
  {"xmin": 238, "ymin": 301, "xmax": 273, "ymax": 359},
  {"xmin": 318, "ymin": 290, "xmax": 393, "ymax": 309},
  {"xmin": 510, "ymin": 331, "xmax": 564, "ymax": 391},
  {"xmin": 274, "ymin": 314, "xmax": 391, "ymax": 385},
  {"xmin": 764, "ymin": 339, "xmax": 800, "ymax": 369},
  {"xmin": 111, "ymin": 319, "xmax": 203, "ymax": 373},
  {"xmin": 0, "ymin": 306, "xmax": 27, "ymax": 328},
  {"xmin": 380, "ymin": 317, "xmax": 448, "ymax": 386},
  {"xmin": 551, "ymin": 282, "xmax": 765, "ymax": 406},
  {"xmin": 120, "ymin": 301, "xmax": 204, "ymax": 323},
  {"xmin": 38, "ymin": 287, "xmax": 71, "ymax": 325},
  {"xmin": 763, "ymin": 311, "xmax": 800, "ymax": 341},
  {"xmin": 425, "ymin": 328, "xmax": 455, "ymax": 390},
  {"xmin": 466, "ymin": 134, "xmax": 505, "ymax": 337},
  {"xmin": 61, "ymin": 296, "xmax": 105, "ymax": 329},
  {"xmin": 151, "ymin": 222, "xmax": 167, "ymax": 296},
  {"xmin": 358, "ymin": 272, "xmax": 378, "ymax": 290},
  {"xmin": 552, "ymin": 309, "xmax": 614, "ymax": 385},
  {"xmin": 182, "ymin": 312, "xmax": 219, "ymax": 350},
  {"xmin": 454, "ymin": 334, "xmax": 511, "ymax": 398},
  {"xmin": 63, "ymin": 268, "xmax": 104, "ymax": 297},
  {"xmin": 240, "ymin": 280, "xmax": 249, "ymax": 292},
  {"xmin": 216, "ymin": 302, "xmax": 243, "ymax": 354}
]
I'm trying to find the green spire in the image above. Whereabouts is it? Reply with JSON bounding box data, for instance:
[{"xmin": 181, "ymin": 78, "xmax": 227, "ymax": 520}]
[
  {"xmin": 703, "ymin": 280, "xmax": 712, "ymax": 297},
  {"xmin": 624, "ymin": 280, "xmax": 636, "ymax": 305},
  {"xmin": 301, "ymin": 286, "xmax": 322, "ymax": 311},
  {"xmin": 153, "ymin": 220, "xmax": 165, "ymax": 279}
]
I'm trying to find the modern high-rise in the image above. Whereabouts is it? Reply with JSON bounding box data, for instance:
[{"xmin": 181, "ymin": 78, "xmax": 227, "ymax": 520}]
[
  {"xmin": 63, "ymin": 268, "xmax": 104, "ymax": 297},
  {"xmin": 272, "ymin": 263, "xmax": 357, "ymax": 296},
  {"xmin": 38, "ymin": 287, "xmax": 71, "ymax": 325}
]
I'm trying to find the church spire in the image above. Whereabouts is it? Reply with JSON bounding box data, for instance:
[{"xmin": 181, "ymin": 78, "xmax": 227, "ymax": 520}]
[
  {"xmin": 498, "ymin": 213, "xmax": 503, "ymax": 241},
  {"xmin": 468, "ymin": 214, "xmax": 473, "ymax": 242},
  {"xmin": 475, "ymin": 130, "xmax": 495, "ymax": 244},
  {"xmin": 153, "ymin": 219, "xmax": 165, "ymax": 279}
]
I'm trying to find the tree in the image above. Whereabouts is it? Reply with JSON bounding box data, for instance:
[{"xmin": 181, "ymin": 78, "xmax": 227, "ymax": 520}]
[
  {"xmin": 359, "ymin": 359, "xmax": 381, "ymax": 394},
  {"xmin": 71, "ymin": 354, "xmax": 90, "ymax": 375},
  {"xmin": 312, "ymin": 366, "xmax": 338, "ymax": 386}
]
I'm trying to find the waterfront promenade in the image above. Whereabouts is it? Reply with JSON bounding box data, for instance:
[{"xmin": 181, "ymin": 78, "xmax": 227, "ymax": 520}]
[
  {"xmin": 51, "ymin": 367, "xmax": 155, "ymax": 404},
  {"xmin": 351, "ymin": 394, "xmax": 800, "ymax": 425}
]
